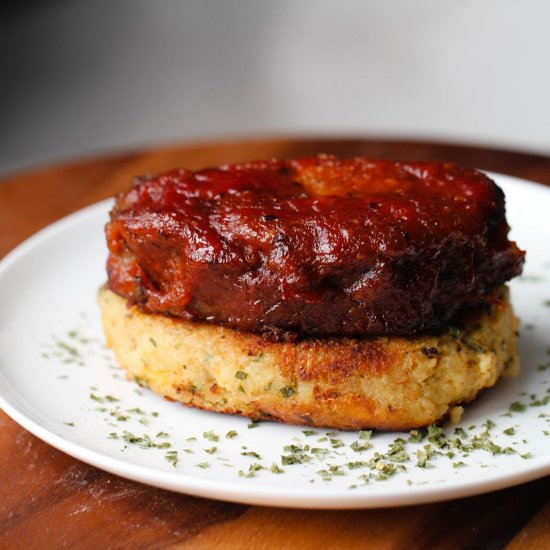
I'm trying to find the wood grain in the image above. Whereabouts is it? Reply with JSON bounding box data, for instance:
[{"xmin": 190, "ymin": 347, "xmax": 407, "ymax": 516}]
[{"xmin": 1, "ymin": 137, "xmax": 550, "ymax": 549}]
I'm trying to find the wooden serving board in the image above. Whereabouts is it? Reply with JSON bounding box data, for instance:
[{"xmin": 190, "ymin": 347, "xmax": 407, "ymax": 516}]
[{"xmin": 1, "ymin": 137, "xmax": 550, "ymax": 549}]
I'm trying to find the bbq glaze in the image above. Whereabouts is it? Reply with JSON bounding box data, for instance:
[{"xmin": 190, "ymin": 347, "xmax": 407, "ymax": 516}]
[{"xmin": 105, "ymin": 155, "xmax": 524, "ymax": 336}]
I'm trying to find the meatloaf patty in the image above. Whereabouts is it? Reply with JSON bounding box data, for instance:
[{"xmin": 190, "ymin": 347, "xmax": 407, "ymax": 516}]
[
  {"xmin": 99, "ymin": 285, "xmax": 519, "ymax": 431},
  {"xmin": 105, "ymin": 156, "xmax": 524, "ymax": 336}
]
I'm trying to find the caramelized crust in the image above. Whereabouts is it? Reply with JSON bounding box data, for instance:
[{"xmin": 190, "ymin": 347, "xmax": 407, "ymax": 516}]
[{"xmin": 106, "ymin": 156, "xmax": 524, "ymax": 336}]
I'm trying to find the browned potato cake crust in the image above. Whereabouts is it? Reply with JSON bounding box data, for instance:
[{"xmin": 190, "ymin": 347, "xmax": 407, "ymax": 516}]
[{"xmin": 99, "ymin": 286, "xmax": 519, "ymax": 430}]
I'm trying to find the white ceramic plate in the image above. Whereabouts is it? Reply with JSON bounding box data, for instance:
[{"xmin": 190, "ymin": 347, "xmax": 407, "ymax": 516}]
[{"xmin": 1, "ymin": 173, "xmax": 550, "ymax": 509}]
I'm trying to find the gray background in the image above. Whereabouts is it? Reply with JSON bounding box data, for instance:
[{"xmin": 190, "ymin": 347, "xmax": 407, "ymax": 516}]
[{"xmin": 2, "ymin": 0, "xmax": 549, "ymax": 176}]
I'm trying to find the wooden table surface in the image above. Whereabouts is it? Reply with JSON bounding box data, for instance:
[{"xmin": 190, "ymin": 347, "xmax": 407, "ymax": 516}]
[{"xmin": 1, "ymin": 137, "xmax": 550, "ymax": 549}]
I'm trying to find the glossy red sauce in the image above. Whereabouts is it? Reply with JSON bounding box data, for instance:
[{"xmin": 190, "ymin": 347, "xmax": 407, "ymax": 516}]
[{"xmin": 106, "ymin": 155, "xmax": 524, "ymax": 336}]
